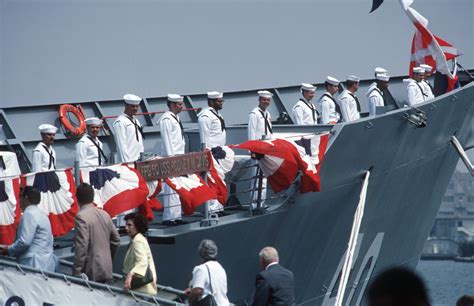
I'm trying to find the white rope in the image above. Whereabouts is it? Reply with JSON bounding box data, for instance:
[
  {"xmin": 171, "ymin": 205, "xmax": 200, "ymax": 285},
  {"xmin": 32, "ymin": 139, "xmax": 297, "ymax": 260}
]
[{"xmin": 335, "ymin": 171, "xmax": 370, "ymax": 306}]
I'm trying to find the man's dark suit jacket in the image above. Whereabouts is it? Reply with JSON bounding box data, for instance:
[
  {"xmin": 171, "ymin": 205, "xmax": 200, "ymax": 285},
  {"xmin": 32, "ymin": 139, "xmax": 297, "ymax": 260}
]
[{"xmin": 252, "ymin": 263, "xmax": 295, "ymax": 306}]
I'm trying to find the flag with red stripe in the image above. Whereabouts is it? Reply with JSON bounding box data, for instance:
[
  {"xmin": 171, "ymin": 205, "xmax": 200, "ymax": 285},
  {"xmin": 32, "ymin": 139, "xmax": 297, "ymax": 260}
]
[
  {"xmin": 402, "ymin": 0, "xmax": 462, "ymax": 90},
  {"xmin": 80, "ymin": 164, "xmax": 149, "ymax": 218},
  {"xmin": 207, "ymin": 147, "xmax": 235, "ymax": 205},
  {"xmin": 0, "ymin": 177, "xmax": 21, "ymax": 244},
  {"xmin": 21, "ymin": 168, "xmax": 78, "ymax": 237},
  {"xmin": 165, "ymin": 174, "xmax": 217, "ymax": 215},
  {"xmin": 233, "ymin": 133, "xmax": 329, "ymax": 193}
]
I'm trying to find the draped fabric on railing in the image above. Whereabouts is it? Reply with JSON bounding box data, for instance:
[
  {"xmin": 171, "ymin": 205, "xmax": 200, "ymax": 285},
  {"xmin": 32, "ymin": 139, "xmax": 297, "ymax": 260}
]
[{"xmin": 0, "ymin": 134, "xmax": 329, "ymax": 238}]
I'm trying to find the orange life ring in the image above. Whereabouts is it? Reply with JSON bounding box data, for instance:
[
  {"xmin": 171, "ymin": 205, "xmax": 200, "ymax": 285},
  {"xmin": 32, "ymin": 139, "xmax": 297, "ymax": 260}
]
[{"xmin": 59, "ymin": 104, "xmax": 86, "ymax": 137}]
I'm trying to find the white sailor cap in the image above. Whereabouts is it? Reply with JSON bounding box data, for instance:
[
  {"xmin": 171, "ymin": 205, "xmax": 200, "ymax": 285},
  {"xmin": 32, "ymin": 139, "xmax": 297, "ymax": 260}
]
[
  {"xmin": 346, "ymin": 75, "xmax": 360, "ymax": 82},
  {"xmin": 376, "ymin": 73, "xmax": 390, "ymax": 82},
  {"xmin": 325, "ymin": 76, "xmax": 340, "ymax": 86},
  {"xmin": 123, "ymin": 94, "xmax": 142, "ymax": 105},
  {"xmin": 167, "ymin": 94, "xmax": 184, "ymax": 103},
  {"xmin": 413, "ymin": 67, "xmax": 425, "ymax": 74},
  {"xmin": 39, "ymin": 124, "xmax": 58, "ymax": 134},
  {"xmin": 420, "ymin": 64, "xmax": 433, "ymax": 72},
  {"xmin": 85, "ymin": 117, "xmax": 103, "ymax": 126},
  {"xmin": 301, "ymin": 83, "xmax": 316, "ymax": 92},
  {"xmin": 257, "ymin": 90, "xmax": 273, "ymax": 98},
  {"xmin": 207, "ymin": 91, "xmax": 223, "ymax": 99},
  {"xmin": 374, "ymin": 67, "xmax": 388, "ymax": 74}
]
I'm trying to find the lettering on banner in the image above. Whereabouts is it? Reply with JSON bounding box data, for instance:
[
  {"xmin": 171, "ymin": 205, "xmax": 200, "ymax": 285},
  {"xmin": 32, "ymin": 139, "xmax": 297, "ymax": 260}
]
[{"xmin": 136, "ymin": 151, "xmax": 210, "ymax": 181}]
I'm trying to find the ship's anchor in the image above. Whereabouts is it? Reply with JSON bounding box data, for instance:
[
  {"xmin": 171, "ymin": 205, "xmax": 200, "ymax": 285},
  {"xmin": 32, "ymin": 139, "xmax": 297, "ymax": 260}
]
[
  {"xmin": 403, "ymin": 107, "xmax": 427, "ymax": 128},
  {"xmin": 451, "ymin": 136, "xmax": 474, "ymax": 176}
]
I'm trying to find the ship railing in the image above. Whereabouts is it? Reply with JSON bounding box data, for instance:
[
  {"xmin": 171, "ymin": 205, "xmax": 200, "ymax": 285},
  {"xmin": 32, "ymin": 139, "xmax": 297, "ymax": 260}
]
[
  {"xmin": 57, "ymin": 259, "xmax": 188, "ymax": 299},
  {"xmin": 0, "ymin": 256, "xmax": 186, "ymax": 305}
]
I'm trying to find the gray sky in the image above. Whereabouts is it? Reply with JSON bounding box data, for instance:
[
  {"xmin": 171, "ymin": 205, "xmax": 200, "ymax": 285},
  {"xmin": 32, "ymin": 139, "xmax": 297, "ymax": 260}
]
[{"xmin": 1, "ymin": 0, "xmax": 472, "ymax": 107}]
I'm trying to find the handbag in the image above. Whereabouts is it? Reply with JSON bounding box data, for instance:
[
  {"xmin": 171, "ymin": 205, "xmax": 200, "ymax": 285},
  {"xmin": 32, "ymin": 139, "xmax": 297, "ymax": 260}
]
[
  {"xmin": 130, "ymin": 266, "xmax": 153, "ymax": 290},
  {"xmin": 194, "ymin": 264, "xmax": 217, "ymax": 306}
]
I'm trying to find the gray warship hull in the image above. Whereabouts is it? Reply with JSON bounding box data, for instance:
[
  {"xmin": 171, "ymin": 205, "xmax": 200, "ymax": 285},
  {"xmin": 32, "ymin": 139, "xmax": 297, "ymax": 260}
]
[{"xmin": 103, "ymin": 84, "xmax": 472, "ymax": 305}]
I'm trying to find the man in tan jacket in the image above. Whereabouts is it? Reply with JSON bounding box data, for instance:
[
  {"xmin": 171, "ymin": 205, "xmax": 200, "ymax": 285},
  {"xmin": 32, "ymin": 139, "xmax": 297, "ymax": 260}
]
[{"xmin": 73, "ymin": 183, "xmax": 120, "ymax": 283}]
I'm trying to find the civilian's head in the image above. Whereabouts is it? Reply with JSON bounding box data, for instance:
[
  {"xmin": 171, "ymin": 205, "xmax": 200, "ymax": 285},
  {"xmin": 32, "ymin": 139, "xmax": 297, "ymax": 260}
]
[
  {"xmin": 198, "ymin": 239, "xmax": 218, "ymax": 261},
  {"xmin": 76, "ymin": 183, "xmax": 94, "ymax": 206},
  {"xmin": 124, "ymin": 213, "xmax": 148, "ymax": 237},
  {"xmin": 367, "ymin": 267, "xmax": 430, "ymax": 306},
  {"xmin": 20, "ymin": 186, "xmax": 41, "ymax": 209},
  {"xmin": 457, "ymin": 295, "xmax": 474, "ymax": 306},
  {"xmin": 258, "ymin": 246, "xmax": 279, "ymax": 270}
]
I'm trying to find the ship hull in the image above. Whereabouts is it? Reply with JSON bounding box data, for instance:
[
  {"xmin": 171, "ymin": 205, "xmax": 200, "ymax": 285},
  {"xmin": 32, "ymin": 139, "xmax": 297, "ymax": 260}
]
[{"xmin": 111, "ymin": 84, "xmax": 474, "ymax": 305}]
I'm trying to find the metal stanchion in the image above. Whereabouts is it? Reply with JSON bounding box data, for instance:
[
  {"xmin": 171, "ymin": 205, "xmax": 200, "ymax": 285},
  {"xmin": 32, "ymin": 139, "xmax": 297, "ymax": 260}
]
[{"xmin": 74, "ymin": 160, "xmax": 80, "ymax": 184}]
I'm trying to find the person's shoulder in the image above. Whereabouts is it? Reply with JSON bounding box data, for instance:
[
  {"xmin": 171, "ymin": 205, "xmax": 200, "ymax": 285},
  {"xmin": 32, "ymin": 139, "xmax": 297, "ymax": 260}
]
[
  {"xmin": 33, "ymin": 142, "xmax": 44, "ymax": 151},
  {"xmin": 113, "ymin": 114, "xmax": 126, "ymax": 125},
  {"xmin": 249, "ymin": 107, "xmax": 260, "ymax": 115}
]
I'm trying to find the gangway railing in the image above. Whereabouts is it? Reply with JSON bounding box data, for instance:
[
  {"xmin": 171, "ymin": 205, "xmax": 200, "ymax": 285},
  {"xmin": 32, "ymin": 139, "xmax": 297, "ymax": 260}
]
[{"xmin": 0, "ymin": 257, "xmax": 186, "ymax": 305}]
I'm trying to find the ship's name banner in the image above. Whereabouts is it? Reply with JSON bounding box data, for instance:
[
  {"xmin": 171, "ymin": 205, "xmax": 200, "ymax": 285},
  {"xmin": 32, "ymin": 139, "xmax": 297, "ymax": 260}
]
[
  {"xmin": 0, "ymin": 267, "xmax": 157, "ymax": 305},
  {"xmin": 136, "ymin": 151, "xmax": 210, "ymax": 181}
]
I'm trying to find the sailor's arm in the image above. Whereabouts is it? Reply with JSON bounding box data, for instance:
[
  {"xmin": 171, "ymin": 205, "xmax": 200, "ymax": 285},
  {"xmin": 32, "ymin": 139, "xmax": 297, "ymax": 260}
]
[
  {"xmin": 292, "ymin": 105, "xmax": 305, "ymax": 125},
  {"xmin": 31, "ymin": 149, "xmax": 43, "ymax": 172},
  {"xmin": 338, "ymin": 97, "xmax": 350, "ymax": 122},
  {"xmin": 406, "ymin": 83, "xmax": 417, "ymax": 106},
  {"xmin": 160, "ymin": 118, "xmax": 175, "ymax": 156},
  {"xmin": 113, "ymin": 120, "xmax": 129, "ymax": 162},
  {"xmin": 75, "ymin": 141, "xmax": 87, "ymax": 168},
  {"xmin": 248, "ymin": 112, "xmax": 259, "ymax": 140},
  {"xmin": 197, "ymin": 115, "xmax": 212, "ymax": 149},
  {"xmin": 321, "ymin": 100, "xmax": 331, "ymax": 124},
  {"xmin": 368, "ymin": 95, "xmax": 377, "ymax": 116}
]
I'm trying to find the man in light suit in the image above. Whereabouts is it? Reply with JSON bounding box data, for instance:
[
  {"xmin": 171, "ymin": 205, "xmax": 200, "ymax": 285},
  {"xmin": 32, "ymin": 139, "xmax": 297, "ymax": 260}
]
[
  {"xmin": 252, "ymin": 246, "xmax": 295, "ymax": 306},
  {"xmin": 1, "ymin": 186, "xmax": 57, "ymax": 272},
  {"xmin": 73, "ymin": 183, "xmax": 120, "ymax": 283}
]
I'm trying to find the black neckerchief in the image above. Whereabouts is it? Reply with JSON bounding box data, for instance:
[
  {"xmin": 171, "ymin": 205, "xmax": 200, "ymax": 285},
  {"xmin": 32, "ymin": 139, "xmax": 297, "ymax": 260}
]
[
  {"xmin": 42, "ymin": 144, "xmax": 55, "ymax": 169},
  {"xmin": 210, "ymin": 109, "xmax": 226, "ymax": 131},
  {"xmin": 170, "ymin": 113, "xmax": 184, "ymax": 139},
  {"xmin": 321, "ymin": 93, "xmax": 342, "ymax": 121},
  {"xmin": 87, "ymin": 136, "xmax": 108, "ymax": 165},
  {"xmin": 347, "ymin": 92, "xmax": 361, "ymax": 112},
  {"xmin": 126, "ymin": 115, "xmax": 144, "ymax": 141},
  {"xmin": 299, "ymin": 98, "xmax": 318, "ymax": 123},
  {"xmin": 415, "ymin": 81, "xmax": 428, "ymax": 98},
  {"xmin": 258, "ymin": 109, "xmax": 273, "ymax": 135},
  {"xmin": 369, "ymin": 88, "xmax": 386, "ymax": 105}
]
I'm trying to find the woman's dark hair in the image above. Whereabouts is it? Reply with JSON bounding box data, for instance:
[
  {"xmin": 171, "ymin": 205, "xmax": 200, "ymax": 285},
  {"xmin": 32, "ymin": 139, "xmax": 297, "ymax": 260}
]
[{"xmin": 124, "ymin": 213, "xmax": 148, "ymax": 234}]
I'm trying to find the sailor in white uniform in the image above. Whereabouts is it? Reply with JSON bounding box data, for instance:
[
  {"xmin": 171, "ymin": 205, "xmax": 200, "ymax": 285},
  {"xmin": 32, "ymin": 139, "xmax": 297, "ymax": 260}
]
[
  {"xmin": 75, "ymin": 117, "xmax": 107, "ymax": 167},
  {"xmin": 248, "ymin": 90, "xmax": 274, "ymax": 209},
  {"xmin": 319, "ymin": 76, "xmax": 341, "ymax": 124},
  {"xmin": 248, "ymin": 91, "xmax": 273, "ymax": 141},
  {"xmin": 367, "ymin": 73, "xmax": 390, "ymax": 116},
  {"xmin": 292, "ymin": 83, "xmax": 318, "ymax": 125},
  {"xmin": 198, "ymin": 91, "xmax": 226, "ymax": 149},
  {"xmin": 407, "ymin": 67, "xmax": 427, "ymax": 106},
  {"xmin": 159, "ymin": 94, "xmax": 187, "ymax": 225},
  {"xmin": 338, "ymin": 75, "xmax": 361, "ymax": 122},
  {"xmin": 113, "ymin": 94, "xmax": 144, "ymax": 163},
  {"xmin": 32, "ymin": 124, "xmax": 58, "ymax": 172},
  {"xmin": 366, "ymin": 67, "xmax": 388, "ymax": 98},
  {"xmin": 420, "ymin": 63, "xmax": 435, "ymax": 100},
  {"xmin": 198, "ymin": 91, "xmax": 227, "ymax": 213}
]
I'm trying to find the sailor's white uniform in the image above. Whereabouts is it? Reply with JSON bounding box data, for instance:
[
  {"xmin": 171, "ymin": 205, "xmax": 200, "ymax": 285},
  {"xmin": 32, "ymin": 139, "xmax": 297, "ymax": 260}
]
[
  {"xmin": 198, "ymin": 107, "xmax": 226, "ymax": 149},
  {"xmin": 159, "ymin": 111, "xmax": 186, "ymax": 221},
  {"xmin": 75, "ymin": 134, "xmax": 106, "ymax": 167},
  {"xmin": 292, "ymin": 98, "xmax": 318, "ymax": 125},
  {"xmin": 319, "ymin": 92, "xmax": 340, "ymax": 124},
  {"xmin": 337, "ymin": 90, "xmax": 360, "ymax": 122},
  {"xmin": 248, "ymin": 107, "xmax": 273, "ymax": 141},
  {"xmin": 198, "ymin": 107, "xmax": 227, "ymax": 213},
  {"xmin": 367, "ymin": 87, "xmax": 385, "ymax": 116},
  {"xmin": 422, "ymin": 79, "xmax": 435, "ymax": 100},
  {"xmin": 113, "ymin": 113, "xmax": 144, "ymax": 163},
  {"xmin": 407, "ymin": 79, "xmax": 427, "ymax": 106},
  {"xmin": 248, "ymin": 107, "xmax": 273, "ymax": 208},
  {"xmin": 32, "ymin": 142, "xmax": 56, "ymax": 172}
]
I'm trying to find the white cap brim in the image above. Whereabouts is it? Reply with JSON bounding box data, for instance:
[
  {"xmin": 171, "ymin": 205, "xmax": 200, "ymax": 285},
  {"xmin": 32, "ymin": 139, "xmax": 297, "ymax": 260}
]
[{"xmin": 39, "ymin": 124, "xmax": 58, "ymax": 134}]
